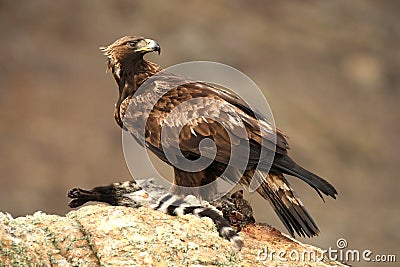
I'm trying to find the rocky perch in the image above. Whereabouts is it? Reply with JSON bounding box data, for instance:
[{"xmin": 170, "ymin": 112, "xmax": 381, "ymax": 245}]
[{"xmin": 0, "ymin": 205, "xmax": 346, "ymax": 266}]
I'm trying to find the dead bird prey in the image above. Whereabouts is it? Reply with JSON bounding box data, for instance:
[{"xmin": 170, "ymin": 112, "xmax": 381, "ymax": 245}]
[
  {"xmin": 68, "ymin": 179, "xmax": 253, "ymax": 250},
  {"xmin": 100, "ymin": 36, "xmax": 337, "ymax": 239}
]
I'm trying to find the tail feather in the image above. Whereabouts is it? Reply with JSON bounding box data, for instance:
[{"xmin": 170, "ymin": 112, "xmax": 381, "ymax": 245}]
[
  {"xmin": 272, "ymin": 155, "xmax": 338, "ymax": 200},
  {"xmin": 243, "ymin": 171, "xmax": 320, "ymax": 237}
]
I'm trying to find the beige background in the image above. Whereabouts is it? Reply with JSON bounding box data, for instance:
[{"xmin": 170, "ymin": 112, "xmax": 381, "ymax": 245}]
[{"xmin": 0, "ymin": 1, "xmax": 399, "ymax": 266}]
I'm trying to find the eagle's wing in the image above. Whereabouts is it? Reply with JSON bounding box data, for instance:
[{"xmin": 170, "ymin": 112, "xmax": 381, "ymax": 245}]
[
  {"xmin": 123, "ymin": 74, "xmax": 337, "ymax": 199},
  {"xmin": 201, "ymin": 81, "xmax": 291, "ymax": 155},
  {"xmin": 144, "ymin": 81, "xmax": 282, "ymax": 168}
]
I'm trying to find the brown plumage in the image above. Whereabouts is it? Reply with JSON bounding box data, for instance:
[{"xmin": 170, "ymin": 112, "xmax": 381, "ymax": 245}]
[{"xmin": 100, "ymin": 36, "xmax": 337, "ymax": 238}]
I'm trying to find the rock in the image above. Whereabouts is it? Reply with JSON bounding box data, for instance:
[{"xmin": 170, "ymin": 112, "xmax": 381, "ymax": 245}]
[{"xmin": 0, "ymin": 205, "xmax": 347, "ymax": 266}]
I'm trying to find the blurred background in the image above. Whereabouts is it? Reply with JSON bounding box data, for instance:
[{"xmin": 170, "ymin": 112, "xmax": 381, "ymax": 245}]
[{"xmin": 0, "ymin": 0, "xmax": 398, "ymax": 265}]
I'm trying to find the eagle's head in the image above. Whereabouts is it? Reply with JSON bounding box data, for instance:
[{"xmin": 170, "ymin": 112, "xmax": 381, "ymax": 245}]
[
  {"xmin": 100, "ymin": 36, "xmax": 161, "ymax": 65},
  {"xmin": 101, "ymin": 36, "xmax": 162, "ymax": 128}
]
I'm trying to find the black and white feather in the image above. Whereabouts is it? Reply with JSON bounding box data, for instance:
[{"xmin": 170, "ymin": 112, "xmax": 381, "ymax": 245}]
[{"xmin": 67, "ymin": 179, "xmax": 244, "ymax": 250}]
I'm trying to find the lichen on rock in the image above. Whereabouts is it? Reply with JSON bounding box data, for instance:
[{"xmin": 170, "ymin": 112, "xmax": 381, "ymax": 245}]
[{"xmin": 0, "ymin": 205, "xmax": 347, "ymax": 266}]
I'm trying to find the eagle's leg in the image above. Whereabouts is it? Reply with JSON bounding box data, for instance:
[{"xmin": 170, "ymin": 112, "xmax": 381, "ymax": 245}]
[
  {"xmin": 170, "ymin": 168, "xmax": 203, "ymax": 197},
  {"xmin": 171, "ymin": 168, "xmax": 221, "ymax": 200}
]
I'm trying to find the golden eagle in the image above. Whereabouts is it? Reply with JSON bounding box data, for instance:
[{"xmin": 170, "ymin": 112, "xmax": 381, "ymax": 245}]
[{"xmin": 101, "ymin": 36, "xmax": 337, "ymax": 238}]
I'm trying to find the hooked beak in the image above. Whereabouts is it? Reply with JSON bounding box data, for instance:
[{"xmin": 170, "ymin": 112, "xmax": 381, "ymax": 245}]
[{"xmin": 135, "ymin": 38, "xmax": 161, "ymax": 55}]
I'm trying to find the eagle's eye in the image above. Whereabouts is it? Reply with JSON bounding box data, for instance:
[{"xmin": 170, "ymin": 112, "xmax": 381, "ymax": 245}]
[{"xmin": 127, "ymin": 41, "xmax": 138, "ymax": 48}]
